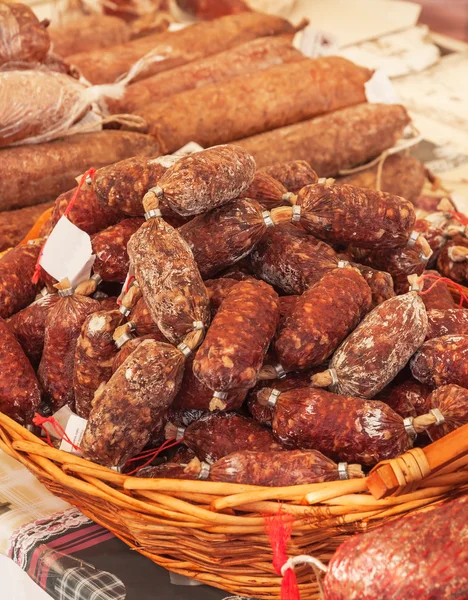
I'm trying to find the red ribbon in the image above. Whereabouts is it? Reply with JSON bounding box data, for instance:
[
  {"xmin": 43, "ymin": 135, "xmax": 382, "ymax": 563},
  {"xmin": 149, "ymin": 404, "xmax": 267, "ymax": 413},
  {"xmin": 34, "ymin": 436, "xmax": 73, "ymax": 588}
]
[
  {"xmin": 33, "ymin": 413, "xmax": 81, "ymax": 452},
  {"xmin": 265, "ymin": 508, "xmax": 300, "ymax": 600},
  {"xmin": 125, "ymin": 437, "xmax": 183, "ymax": 476},
  {"xmin": 417, "ymin": 272, "xmax": 468, "ymax": 307}
]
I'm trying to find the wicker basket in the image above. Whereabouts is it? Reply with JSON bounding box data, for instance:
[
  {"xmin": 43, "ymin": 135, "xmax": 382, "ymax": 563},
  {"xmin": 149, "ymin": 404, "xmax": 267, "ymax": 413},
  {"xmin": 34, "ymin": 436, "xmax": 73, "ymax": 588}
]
[{"xmin": 1, "ymin": 412, "xmax": 467, "ymax": 600}]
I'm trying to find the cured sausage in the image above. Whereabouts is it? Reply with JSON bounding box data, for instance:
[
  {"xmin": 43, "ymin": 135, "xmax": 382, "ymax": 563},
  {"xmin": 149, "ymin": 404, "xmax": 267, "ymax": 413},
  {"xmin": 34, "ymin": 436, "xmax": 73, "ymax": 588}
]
[
  {"xmin": 0, "ymin": 201, "xmax": 54, "ymax": 251},
  {"xmin": 49, "ymin": 15, "xmax": 130, "ymax": 57},
  {"xmin": 237, "ymin": 103, "xmax": 411, "ymax": 173},
  {"xmin": 424, "ymin": 384, "xmax": 468, "ymax": 441},
  {"xmin": 81, "ymin": 339, "xmax": 185, "ymax": 467},
  {"xmin": 0, "ymin": 242, "xmax": 40, "ymax": 318},
  {"xmin": 241, "ymin": 171, "xmax": 291, "ymax": 209},
  {"xmin": 110, "ymin": 35, "xmax": 302, "ymax": 113},
  {"xmin": 154, "ymin": 145, "xmax": 256, "ymax": 217},
  {"xmin": 137, "ymin": 58, "xmax": 371, "ymax": 153},
  {"xmin": 437, "ymin": 238, "xmax": 468, "ymax": 284},
  {"xmin": 313, "ymin": 292, "xmax": 428, "ymax": 398},
  {"xmin": 426, "ymin": 308, "xmax": 468, "ymax": 340},
  {"xmin": 127, "ymin": 297, "xmax": 164, "ymax": 337},
  {"xmin": 411, "ymin": 334, "xmax": 468, "ymax": 388},
  {"xmin": 179, "ymin": 198, "xmax": 279, "ymax": 279},
  {"xmin": 165, "ymin": 412, "xmax": 281, "ymax": 464},
  {"xmin": 419, "ymin": 269, "xmax": 456, "ymax": 310},
  {"xmin": 204, "ymin": 277, "xmax": 239, "ymax": 315},
  {"xmin": 323, "ymin": 495, "xmax": 468, "ymax": 600},
  {"xmin": 0, "ymin": 3, "xmax": 50, "ymax": 65},
  {"xmin": 127, "ymin": 193, "xmax": 211, "ymax": 345},
  {"xmin": 264, "ymin": 387, "xmax": 420, "ymax": 465},
  {"xmin": 0, "ymin": 130, "xmax": 160, "ymax": 211},
  {"xmin": 91, "ymin": 218, "xmax": 144, "ymax": 283},
  {"xmin": 336, "ymin": 154, "xmax": 426, "ymax": 203},
  {"xmin": 73, "ymin": 309, "xmax": 124, "ymax": 419},
  {"xmin": 295, "ymin": 182, "xmax": 416, "ymax": 249},
  {"xmin": 7, "ymin": 291, "xmax": 60, "ymax": 366},
  {"xmin": 43, "ymin": 187, "xmax": 124, "ymax": 237},
  {"xmin": 259, "ymin": 160, "xmax": 318, "ymax": 192},
  {"xmin": 112, "ymin": 332, "xmax": 164, "ymax": 373},
  {"xmin": 278, "ymin": 295, "xmax": 300, "ymax": 328},
  {"xmin": 379, "ymin": 379, "xmax": 431, "ymax": 418},
  {"xmin": 172, "ymin": 353, "xmax": 247, "ymax": 412},
  {"xmin": 68, "ymin": 12, "xmax": 295, "ymax": 84},
  {"xmin": 0, "ymin": 316, "xmax": 41, "ymax": 425},
  {"xmin": 38, "ymin": 286, "xmax": 100, "ymax": 411},
  {"xmin": 193, "ymin": 279, "xmax": 279, "ymax": 392},
  {"xmin": 274, "ymin": 267, "xmax": 372, "ymax": 371},
  {"xmin": 413, "ymin": 217, "xmax": 446, "ymax": 267},
  {"xmin": 208, "ymin": 449, "xmax": 364, "ymax": 486},
  {"xmin": 350, "ymin": 263, "xmax": 395, "ymax": 309}
]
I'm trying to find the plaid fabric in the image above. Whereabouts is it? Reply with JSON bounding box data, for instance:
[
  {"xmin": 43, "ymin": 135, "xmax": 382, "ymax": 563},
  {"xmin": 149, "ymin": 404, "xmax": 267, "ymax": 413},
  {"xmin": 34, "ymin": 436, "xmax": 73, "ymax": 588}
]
[{"xmin": 55, "ymin": 566, "xmax": 125, "ymax": 600}]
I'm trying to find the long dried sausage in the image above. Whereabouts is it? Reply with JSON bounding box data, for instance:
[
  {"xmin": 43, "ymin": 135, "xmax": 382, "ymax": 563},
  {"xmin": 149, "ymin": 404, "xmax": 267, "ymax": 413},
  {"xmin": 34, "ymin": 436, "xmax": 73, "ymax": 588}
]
[
  {"xmin": 0, "ymin": 243, "xmax": 40, "ymax": 318},
  {"xmin": 237, "ymin": 103, "xmax": 411, "ymax": 174},
  {"xmin": 0, "ymin": 316, "xmax": 41, "ymax": 425},
  {"xmin": 112, "ymin": 332, "xmax": 165, "ymax": 373},
  {"xmin": 313, "ymin": 292, "xmax": 428, "ymax": 398},
  {"xmin": 0, "ymin": 3, "xmax": 50, "ymax": 65},
  {"xmin": 274, "ymin": 267, "xmax": 372, "ymax": 371},
  {"xmin": 68, "ymin": 12, "xmax": 295, "ymax": 84},
  {"xmin": 81, "ymin": 340, "xmax": 184, "ymax": 467},
  {"xmin": 137, "ymin": 58, "xmax": 371, "ymax": 153},
  {"xmin": 411, "ymin": 334, "xmax": 468, "ymax": 388},
  {"xmin": 193, "ymin": 279, "xmax": 279, "ymax": 392}
]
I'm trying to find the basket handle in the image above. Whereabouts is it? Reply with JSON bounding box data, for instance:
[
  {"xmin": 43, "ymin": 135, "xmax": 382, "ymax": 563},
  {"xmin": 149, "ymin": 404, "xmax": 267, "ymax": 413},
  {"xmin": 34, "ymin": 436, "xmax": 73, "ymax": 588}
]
[{"xmin": 367, "ymin": 422, "xmax": 468, "ymax": 499}]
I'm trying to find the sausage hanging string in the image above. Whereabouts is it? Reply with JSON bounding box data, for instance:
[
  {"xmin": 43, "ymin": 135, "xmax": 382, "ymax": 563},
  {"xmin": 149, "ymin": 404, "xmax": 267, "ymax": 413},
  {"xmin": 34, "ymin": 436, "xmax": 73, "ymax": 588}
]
[
  {"xmin": 410, "ymin": 273, "xmax": 468, "ymax": 308},
  {"xmin": 32, "ymin": 413, "xmax": 81, "ymax": 452},
  {"xmin": 125, "ymin": 437, "xmax": 183, "ymax": 476}
]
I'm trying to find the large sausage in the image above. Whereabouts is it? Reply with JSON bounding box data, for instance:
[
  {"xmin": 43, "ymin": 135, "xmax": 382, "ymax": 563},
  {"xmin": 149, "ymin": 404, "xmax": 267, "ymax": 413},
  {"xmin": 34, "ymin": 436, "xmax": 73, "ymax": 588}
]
[
  {"xmin": 0, "ymin": 130, "xmax": 160, "ymax": 211},
  {"xmin": 411, "ymin": 334, "xmax": 468, "ymax": 388},
  {"xmin": 0, "ymin": 3, "xmax": 50, "ymax": 65},
  {"xmin": 0, "ymin": 243, "xmax": 40, "ymax": 318},
  {"xmin": 274, "ymin": 267, "xmax": 372, "ymax": 371},
  {"xmin": 378, "ymin": 379, "xmax": 431, "ymax": 418},
  {"xmin": 0, "ymin": 201, "xmax": 54, "ymax": 251},
  {"xmin": 81, "ymin": 340, "xmax": 185, "ymax": 467},
  {"xmin": 426, "ymin": 308, "xmax": 468, "ymax": 339},
  {"xmin": 68, "ymin": 12, "xmax": 295, "ymax": 84},
  {"xmin": 313, "ymin": 292, "xmax": 428, "ymax": 398},
  {"xmin": 237, "ymin": 103, "xmax": 411, "ymax": 173},
  {"xmin": 336, "ymin": 154, "xmax": 426, "ymax": 203},
  {"xmin": 137, "ymin": 58, "xmax": 371, "ymax": 153},
  {"xmin": 0, "ymin": 316, "xmax": 41, "ymax": 425},
  {"xmin": 193, "ymin": 279, "xmax": 279, "ymax": 392},
  {"xmin": 110, "ymin": 35, "xmax": 303, "ymax": 113},
  {"xmin": 259, "ymin": 160, "xmax": 318, "ymax": 192}
]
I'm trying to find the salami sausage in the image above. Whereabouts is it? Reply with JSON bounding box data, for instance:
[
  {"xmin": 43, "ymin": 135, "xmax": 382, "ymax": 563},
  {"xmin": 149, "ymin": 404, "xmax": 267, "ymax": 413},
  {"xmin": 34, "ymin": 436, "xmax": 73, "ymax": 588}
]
[
  {"xmin": 323, "ymin": 495, "xmax": 468, "ymax": 600},
  {"xmin": 91, "ymin": 218, "xmax": 144, "ymax": 283},
  {"xmin": 43, "ymin": 187, "xmax": 124, "ymax": 237},
  {"xmin": 413, "ymin": 217, "xmax": 446, "ymax": 266},
  {"xmin": 49, "ymin": 15, "xmax": 130, "ymax": 57},
  {"xmin": 127, "ymin": 297, "xmax": 164, "ymax": 337},
  {"xmin": 167, "ymin": 408, "xmax": 206, "ymax": 429},
  {"xmin": 265, "ymin": 387, "xmax": 416, "ymax": 465},
  {"xmin": 68, "ymin": 12, "xmax": 295, "ymax": 84},
  {"xmin": 241, "ymin": 171, "xmax": 291, "ymax": 209},
  {"xmin": 259, "ymin": 160, "xmax": 318, "ymax": 192},
  {"xmin": 38, "ymin": 288, "xmax": 100, "ymax": 411},
  {"xmin": 419, "ymin": 269, "xmax": 456, "ymax": 310},
  {"xmin": 296, "ymin": 182, "xmax": 416, "ymax": 249},
  {"xmin": 154, "ymin": 145, "xmax": 256, "ymax": 217},
  {"xmin": 0, "ymin": 201, "xmax": 54, "ymax": 251},
  {"xmin": 426, "ymin": 308, "xmax": 468, "ymax": 340},
  {"xmin": 0, "ymin": 3, "xmax": 50, "ymax": 65},
  {"xmin": 193, "ymin": 279, "xmax": 279, "ymax": 392},
  {"xmin": 313, "ymin": 292, "xmax": 428, "ymax": 398},
  {"xmin": 179, "ymin": 198, "xmax": 276, "ymax": 279},
  {"xmin": 209, "ymin": 449, "xmax": 363, "ymax": 486},
  {"xmin": 350, "ymin": 263, "xmax": 395, "ymax": 309},
  {"xmin": 137, "ymin": 58, "xmax": 371, "ymax": 153},
  {"xmin": 110, "ymin": 35, "xmax": 302, "ymax": 113},
  {"xmin": 278, "ymin": 295, "xmax": 300, "ymax": 328},
  {"xmin": 0, "ymin": 316, "xmax": 41, "ymax": 425},
  {"xmin": 97, "ymin": 295, "xmax": 119, "ymax": 311},
  {"xmin": 204, "ymin": 277, "xmax": 239, "ymax": 315},
  {"xmin": 137, "ymin": 457, "xmax": 204, "ymax": 480},
  {"xmin": 73, "ymin": 309, "xmax": 124, "ymax": 418},
  {"xmin": 424, "ymin": 384, "xmax": 468, "ymax": 441},
  {"xmin": 81, "ymin": 340, "xmax": 184, "ymax": 467},
  {"xmin": 336, "ymin": 154, "xmax": 426, "ymax": 203},
  {"xmin": 411, "ymin": 334, "xmax": 468, "ymax": 388},
  {"xmin": 165, "ymin": 412, "xmax": 281, "ymax": 464},
  {"xmin": 237, "ymin": 103, "xmax": 411, "ymax": 173},
  {"xmin": 437, "ymin": 238, "xmax": 468, "ymax": 284},
  {"xmin": 379, "ymin": 379, "xmax": 431, "ymax": 418},
  {"xmin": 274, "ymin": 267, "xmax": 372, "ymax": 372},
  {"xmin": 7, "ymin": 291, "xmax": 60, "ymax": 366},
  {"xmin": 112, "ymin": 333, "xmax": 164, "ymax": 373},
  {"xmin": 172, "ymin": 353, "xmax": 247, "ymax": 412},
  {"xmin": 127, "ymin": 194, "xmax": 211, "ymax": 345},
  {"xmin": 0, "ymin": 130, "xmax": 160, "ymax": 211},
  {"xmin": 0, "ymin": 242, "xmax": 40, "ymax": 318}
]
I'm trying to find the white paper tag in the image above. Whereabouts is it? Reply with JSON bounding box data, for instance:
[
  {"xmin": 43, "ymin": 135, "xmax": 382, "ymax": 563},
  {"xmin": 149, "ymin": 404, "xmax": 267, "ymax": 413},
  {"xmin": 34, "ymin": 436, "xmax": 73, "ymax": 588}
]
[
  {"xmin": 365, "ymin": 69, "xmax": 401, "ymax": 104},
  {"xmin": 40, "ymin": 216, "xmax": 95, "ymax": 288},
  {"xmin": 296, "ymin": 27, "xmax": 339, "ymax": 58},
  {"xmin": 59, "ymin": 414, "xmax": 87, "ymax": 456}
]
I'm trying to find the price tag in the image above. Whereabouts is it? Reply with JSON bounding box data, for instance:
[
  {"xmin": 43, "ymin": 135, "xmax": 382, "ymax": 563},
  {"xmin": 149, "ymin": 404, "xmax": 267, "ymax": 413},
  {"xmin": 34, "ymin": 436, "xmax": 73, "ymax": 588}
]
[{"xmin": 59, "ymin": 414, "xmax": 87, "ymax": 456}]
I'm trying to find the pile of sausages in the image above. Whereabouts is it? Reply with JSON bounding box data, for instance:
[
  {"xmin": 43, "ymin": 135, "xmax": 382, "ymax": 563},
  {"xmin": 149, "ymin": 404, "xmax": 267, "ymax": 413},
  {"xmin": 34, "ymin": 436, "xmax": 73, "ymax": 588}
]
[{"xmin": 1, "ymin": 141, "xmax": 468, "ymax": 490}]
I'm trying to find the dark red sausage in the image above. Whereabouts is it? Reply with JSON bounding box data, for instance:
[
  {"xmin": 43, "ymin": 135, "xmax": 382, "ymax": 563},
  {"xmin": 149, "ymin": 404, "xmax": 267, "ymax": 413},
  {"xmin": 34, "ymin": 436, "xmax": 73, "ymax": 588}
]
[{"xmin": 0, "ymin": 243, "xmax": 40, "ymax": 318}]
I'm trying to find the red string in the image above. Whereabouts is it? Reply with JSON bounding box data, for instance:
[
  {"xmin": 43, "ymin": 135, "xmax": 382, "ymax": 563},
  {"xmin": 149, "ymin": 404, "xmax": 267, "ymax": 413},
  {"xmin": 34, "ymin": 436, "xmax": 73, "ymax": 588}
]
[
  {"xmin": 31, "ymin": 168, "xmax": 96, "ymax": 284},
  {"xmin": 416, "ymin": 273, "xmax": 468, "ymax": 307},
  {"xmin": 447, "ymin": 210, "xmax": 468, "ymax": 227},
  {"xmin": 264, "ymin": 507, "xmax": 300, "ymax": 600},
  {"xmin": 125, "ymin": 437, "xmax": 183, "ymax": 476},
  {"xmin": 124, "ymin": 275, "xmax": 135, "ymax": 293},
  {"xmin": 32, "ymin": 414, "xmax": 81, "ymax": 452}
]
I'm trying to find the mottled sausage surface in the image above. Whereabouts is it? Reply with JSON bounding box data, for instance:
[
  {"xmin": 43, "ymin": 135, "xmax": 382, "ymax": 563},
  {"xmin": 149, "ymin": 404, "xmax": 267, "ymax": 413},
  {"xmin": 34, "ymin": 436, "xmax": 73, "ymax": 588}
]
[
  {"xmin": 259, "ymin": 160, "xmax": 318, "ymax": 192},
  {"xmin": 0, "ymin": 243, "xmax": 40, "ymax": 318},
  {"xmin": 379, "ymin": 379, "xmax": 431, "ymax": 418},
  {"xmin": 128, "ymin": 297, "xmax": 164, "ymax": 337},
  {"xmin": 419, "ymin": 270, "xmax": 456, "ymax": 310},
  {"xmin": 0, "ymin": 3, "xmax": 50, "ymax": 65},
  {"xmin": 426, "ymin": 308, "xmax": 468, "ymax": 340},
  {"xmin": 425, "ymin": 384, "xmax": 468, "ymax": 441},
  {"xmin": 411, "ymin": 334, "xmax": 468, "ymax": 388}
]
